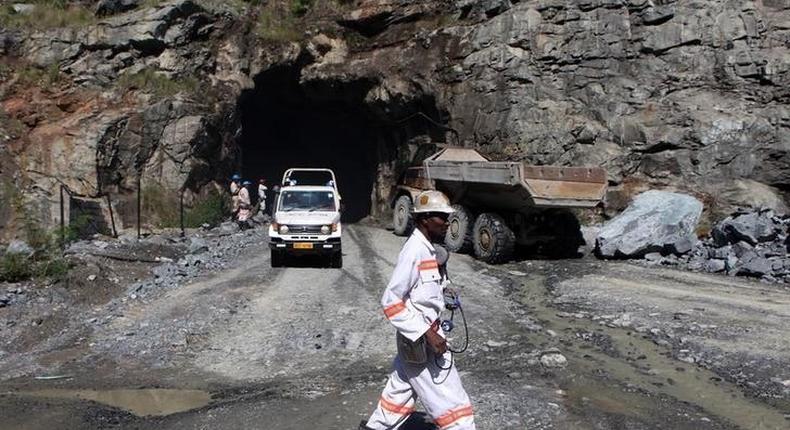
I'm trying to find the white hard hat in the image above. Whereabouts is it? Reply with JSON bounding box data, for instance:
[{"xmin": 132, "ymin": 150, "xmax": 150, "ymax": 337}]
[{"xmin": 412, "ymin": 190, "xmax": 454, "ymax": 214}]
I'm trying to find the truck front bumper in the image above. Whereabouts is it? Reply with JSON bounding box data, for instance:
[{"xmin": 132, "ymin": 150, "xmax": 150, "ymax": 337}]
[{"xmin": 269, "ymin": 237, "xmax": 341, "ymax": 254}]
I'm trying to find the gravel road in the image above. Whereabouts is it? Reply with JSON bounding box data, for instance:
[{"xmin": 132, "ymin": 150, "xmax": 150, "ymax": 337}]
[{"xmin": 0, "ymin": 225, "xmax": 788, "ymax": 429}]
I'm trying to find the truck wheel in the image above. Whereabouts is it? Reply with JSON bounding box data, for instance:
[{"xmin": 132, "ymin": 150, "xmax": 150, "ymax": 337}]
[
  {"xmin": 392, "ymin": 195, "xmax": 413, "ymax": 236},
  {"xmin": 473, "ymin": 213, "xmax": 515, "ymax": 264},
  {"xmin": 271, "ymin": 250, "xmax": 284, "ymax": 268},
  {"xmin": 330, "ymin": 252, "xmax": 343, "ymax": 269},
  {"xmin": 445, "ymin": 204, "xmax": 475, "ymax": 253}
]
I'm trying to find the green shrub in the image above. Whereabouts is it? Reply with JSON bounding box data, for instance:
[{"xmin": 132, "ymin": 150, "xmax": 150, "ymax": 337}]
[
  {"xmin": 256, "ymin": 6, "xmax": 303, "ymax": 41},
  {"xmin": 0, "ymin": 1, "xmax": 95, "ymax": 30},
  {"xmin": 143, "ymin": 185, "xmax": 228, "ymax": 228},
  {"xmin": 118, "ymin": 68, "xmax": 201, "ymax": 99},
  {"xmin": 0, "ymin": 181, "xmax": 72, "ymax": 283},
  {"xmin": 184, "ymin": 189, "xmax": 228, "ymax": 228},
  {"xmin": 0, "ymin": 250, "xmax": 71, "ymax": 283},
  {"xmin": 142, "ymin": 184, "xmax": 180, "ymax": 227},
  {"xmin": 291, "ymin": 0, "xmax": 313, "ymax": 16},
  {"xmin": 5, "ymin": 63, "xmax": 62, "ymax": 91},
  {"xmin": 0, "ymin": 253, "xmax": 34, "ymax": 282}
]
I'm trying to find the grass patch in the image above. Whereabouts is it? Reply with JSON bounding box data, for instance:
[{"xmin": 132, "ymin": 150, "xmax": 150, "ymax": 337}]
[
  {"xmin": 0, "ymin": 1, "xmax": 95, "ymax": 30},
  {"xmin": 16, "ymin": 63, "xmax": 62, "ymax": 88},
  {"xmin": 143, "ymin": 185, "xmax": 229, "ymax": 228},
  {"xmin": 0, "ymin": 111, "xmax": 27, "ymax": 140},
  {"xmin": 0, "ymin": 182, "xmax": 72, "ymax": 283},
  {"xmin": 142, "ymin": 0, "xmax": 167, "ymax": 7},
  {"xmin": 117, "ymin": 68, "xmax": 201, "ymax": 99},
  {"xmin": 184, "ymin": 189, "xmax": 229, "ymax": 228},
  {"xmin": 142, "ymin": 184, "xmax": 180, "ymax": 227},
  {"xmin": 256, "ymin": 3, "xmax": 305, "ymax": 42},
  {"xmin": 291, "ymin": 0, "xmax": 313, "ymax": 16}
]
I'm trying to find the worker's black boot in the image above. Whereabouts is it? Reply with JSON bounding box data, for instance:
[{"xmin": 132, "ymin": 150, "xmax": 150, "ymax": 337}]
[{"xmin": 358, "ymin": 420, "xmax": 375, "ymax": 430}]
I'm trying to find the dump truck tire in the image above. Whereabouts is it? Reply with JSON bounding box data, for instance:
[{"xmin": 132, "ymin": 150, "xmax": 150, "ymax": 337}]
[
  {"xmin": 473, "ymin": 213, "xmax": 515, "ymax": 264},
  {"xmin": 392, "ymin": 195, "xmax": 413, "ymax": 236},
  {"xmin": 271, "ymin": 250, "xmax": 284, "ymax": 267},
  {"xmin": 445, "ymin": 204, "xmax": 475, "ymax": 253}
]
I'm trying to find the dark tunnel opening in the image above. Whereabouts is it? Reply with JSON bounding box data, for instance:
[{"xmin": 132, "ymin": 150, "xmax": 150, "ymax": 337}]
[{"xmin": 237, "ymin": 64, "xmax": 445, "ymax": 223}]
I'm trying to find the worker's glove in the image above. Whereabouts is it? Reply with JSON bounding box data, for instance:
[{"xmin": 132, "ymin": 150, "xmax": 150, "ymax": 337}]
[
  {"xmin": 443, "ymin": 288, "xmax": 460, "ymax": 311},
  {"xmin": 425, "ymin": 328, "xmax": 447, "ymax": 355}
]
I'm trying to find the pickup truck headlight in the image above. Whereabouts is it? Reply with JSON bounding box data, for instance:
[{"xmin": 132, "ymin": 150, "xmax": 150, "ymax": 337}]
[
  {"xmin": 321, "ymin": 225, "xmax": 330, "ymax": 235},
  {"xmin": 279, "ymin": 225, "xmax": 289, "ymax": 234}
]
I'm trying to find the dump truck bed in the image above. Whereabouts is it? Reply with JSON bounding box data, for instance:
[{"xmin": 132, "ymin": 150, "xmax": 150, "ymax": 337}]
[{"xmin": 423, "ymin": 148, "xmax": 607, "ymax": 209}]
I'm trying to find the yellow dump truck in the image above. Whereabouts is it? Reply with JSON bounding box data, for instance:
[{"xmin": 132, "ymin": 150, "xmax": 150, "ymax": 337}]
[{"xmin": 392, "ymin": 148, "xmax": 607, "ymax": 263}]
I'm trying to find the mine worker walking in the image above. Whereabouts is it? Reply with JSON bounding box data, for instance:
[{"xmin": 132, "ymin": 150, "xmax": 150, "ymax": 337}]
[
  {"xmin": 237, "ymin": 180, "xmax": 252, "ymax": 229},
  {"xmin": 230, "ymin": 174, "xmax": 241, "ymax": 219},
  {"xmin": 360, "ymin": 191, "xmax": 475, "ymax": 430},
  {"xmin": 257, "ymin": 179, "xmax": 268, "ymax": 215}
]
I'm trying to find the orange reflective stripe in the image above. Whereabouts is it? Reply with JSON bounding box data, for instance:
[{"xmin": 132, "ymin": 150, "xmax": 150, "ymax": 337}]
[
  {"xmin": 383, "ymin": 301, "xmax": 407, "ymax": 319},
  {"xmin": 418, "ymin": 259, "xmax": 438, "ymax": 271},
  {"xmin": 379, "ymin": 396, "xmax": 414, "ymax": 415},
  {"xmin": 435, "ymin": 405, "xmax": 474, "ymax": 428}
]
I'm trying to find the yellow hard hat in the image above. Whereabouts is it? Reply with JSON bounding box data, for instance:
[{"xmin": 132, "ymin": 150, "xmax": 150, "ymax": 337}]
[{"xmin": 412, "ymin": 190, "xmax": 454, "ymax": 214}]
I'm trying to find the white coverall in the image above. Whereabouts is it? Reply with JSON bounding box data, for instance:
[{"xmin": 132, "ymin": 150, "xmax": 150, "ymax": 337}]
[
  {"xmin": 364, "ymin": 229, "xmax": 475, "ymax": 430},
  {"xmin": 258, "ymin": 184, "xmax": 268, "ymax": 212},
  {"xmin": 237, "ymin": 186, "xmax": 251, "ymax": 222},
  {"xmin": 230, "ymin": 181, "xmax": 240, "ymax": 214}
]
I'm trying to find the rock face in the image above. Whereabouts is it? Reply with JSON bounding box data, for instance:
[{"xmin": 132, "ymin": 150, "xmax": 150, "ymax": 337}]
[
  {"xmin": 596, "ymin": 191, "xmax": 703, "ymax": 258},
  {"xmin": 0, "ymin": 0, "xmax": 789, "ymax": 240}
]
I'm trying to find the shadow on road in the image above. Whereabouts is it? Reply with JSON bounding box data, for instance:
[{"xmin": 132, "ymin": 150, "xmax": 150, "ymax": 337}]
[
  {"xmin": 280, "ymin": 254, "xmax": 341, "ymax": 269},
  {"xmin": 400, "ymin": 412, "xmax": 438, "ymax": 430}
]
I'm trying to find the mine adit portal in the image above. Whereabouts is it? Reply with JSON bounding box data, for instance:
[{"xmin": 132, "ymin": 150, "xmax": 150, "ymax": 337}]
[{"xmin": 237, "ymin": 64, "xmax": 446, "ymax": 223}]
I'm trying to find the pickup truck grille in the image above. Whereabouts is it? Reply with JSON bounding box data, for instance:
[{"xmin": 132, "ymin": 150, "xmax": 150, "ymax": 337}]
[{"xmin": 286, "ymin": 225, "xmax": 324, "ymax": 234}]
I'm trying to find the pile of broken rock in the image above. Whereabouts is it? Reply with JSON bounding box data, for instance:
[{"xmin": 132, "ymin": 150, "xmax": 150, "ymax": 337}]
[
  {"xmin": 594, "ymin": 190, "xmax": 790, "ymax": 284},
  {"xmin": 683, "ymin": 210, "xmax": 790, "ymax": 282}
]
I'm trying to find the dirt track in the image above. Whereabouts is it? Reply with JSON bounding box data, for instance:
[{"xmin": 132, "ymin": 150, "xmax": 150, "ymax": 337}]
[{"xmin": 0, "ymin": 225, "xmax": 788, "ymax": 429}]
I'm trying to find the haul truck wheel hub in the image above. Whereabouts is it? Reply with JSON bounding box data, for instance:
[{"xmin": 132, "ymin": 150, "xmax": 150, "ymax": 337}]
[
  {"xmin": 480, "ymin": 229, "xmax": 492, "ymax": 251},
  {"xmin": 450, "ymin": 218, "xmax": 460, "ymax": 238},
  {"xmin": 397, "ymin": 206, "xmax": 406, "ymax": 223}
]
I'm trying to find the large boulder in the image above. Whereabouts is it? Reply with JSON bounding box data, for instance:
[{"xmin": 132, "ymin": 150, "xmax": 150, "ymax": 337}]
[{"xmin": 596, "ymin": 191, "xmax": 703, "ymax": 258}]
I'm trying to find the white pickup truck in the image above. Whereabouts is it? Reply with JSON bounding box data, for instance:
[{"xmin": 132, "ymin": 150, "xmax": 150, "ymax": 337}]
[{"xmin": 268, "ymin": 185, "xmax": 343, "ymax": 268}]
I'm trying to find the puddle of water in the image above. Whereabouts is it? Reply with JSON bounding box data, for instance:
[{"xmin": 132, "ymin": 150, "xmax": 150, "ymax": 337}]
[
  {"xmin": 515, "ymin": 274, "xmax": 789, "ymax": 430},
  {"xmin": 11, "ymin": 388, "xmax": 211, "ymax": 416}
]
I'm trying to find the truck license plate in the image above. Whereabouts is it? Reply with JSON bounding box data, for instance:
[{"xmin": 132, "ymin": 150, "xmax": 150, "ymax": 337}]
[{"xmin": 294, "ymin": 243, "xmax": 313, "ymax": 249}]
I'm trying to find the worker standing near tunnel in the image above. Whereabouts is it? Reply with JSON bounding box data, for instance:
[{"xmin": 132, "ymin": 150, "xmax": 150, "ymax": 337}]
[
  {"xmin": 230, "ymin": 174, "xmax": 241, "ymax": 219},
  {"xmin": 360, "ymin": 191, "xmax": 475, "ymax": 430},
  {"xmin": 237, "ymin": 180, "xmax": 252, "ymax": 229}
]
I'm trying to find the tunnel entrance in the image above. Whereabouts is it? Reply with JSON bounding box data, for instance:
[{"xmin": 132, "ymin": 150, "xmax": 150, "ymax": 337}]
[{"xmin": 237, "ymin": 63, "xmax": 444, "ymax": 223}]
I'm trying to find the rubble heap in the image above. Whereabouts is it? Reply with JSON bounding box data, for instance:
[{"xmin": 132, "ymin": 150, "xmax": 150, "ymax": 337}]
[{"xmin": 649, "ymin": 209, "xmax": 790, "ymax": 283}]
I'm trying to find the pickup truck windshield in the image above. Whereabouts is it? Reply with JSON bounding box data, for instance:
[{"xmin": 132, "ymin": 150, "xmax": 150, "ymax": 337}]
[
  {"xmin": 279, "ymin": 191, "xmax": 337, "ymax": 212},
  {"xmin": 284, "ymin": 171, "xmax": 334, "ymax": 187}
]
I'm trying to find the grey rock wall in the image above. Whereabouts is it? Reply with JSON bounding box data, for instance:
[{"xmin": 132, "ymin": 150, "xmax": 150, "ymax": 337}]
[
  {"xmin": 440, "ymin": 0, "xmax": 789, "ymax": 212},
  {"xmin": 1, "ymin": 0, "xmax": 789, "ymax": 238}
]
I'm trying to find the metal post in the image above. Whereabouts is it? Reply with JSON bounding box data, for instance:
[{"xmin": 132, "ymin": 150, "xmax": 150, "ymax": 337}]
[
  {"xmin": 59, "ymin": 185, "xmax": 65, "ymax": 250},
  {"xmin": 106, "ymin": 194, "xmax": 117, "ymax": 238},
  {"xmin": 179, "ymin": 188, "xmax": 185, "ymax": 237},
  {"xmin": 137, "ymin": 176, "xmax": 142, "ymax": 239}
]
